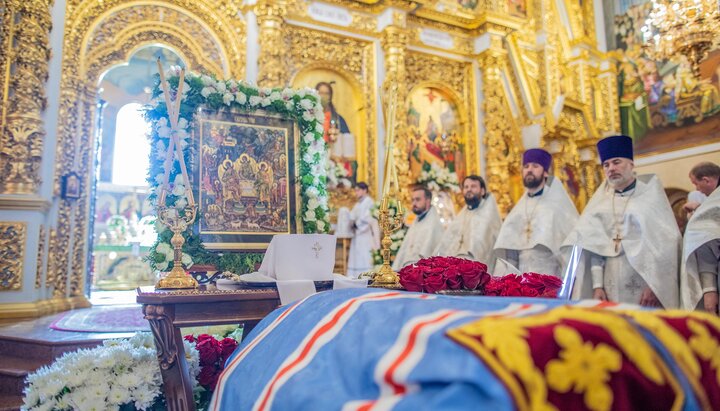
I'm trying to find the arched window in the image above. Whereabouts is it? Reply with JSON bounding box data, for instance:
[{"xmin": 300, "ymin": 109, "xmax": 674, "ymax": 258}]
[{"xmin": 112, "ymin": 103, "xmax": 151, "ymax": 186}]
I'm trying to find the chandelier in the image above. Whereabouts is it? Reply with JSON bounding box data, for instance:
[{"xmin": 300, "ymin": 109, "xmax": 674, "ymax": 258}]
[{"xmin": 641, "ymin": 0, "xmax": 720, "ymax": 76}]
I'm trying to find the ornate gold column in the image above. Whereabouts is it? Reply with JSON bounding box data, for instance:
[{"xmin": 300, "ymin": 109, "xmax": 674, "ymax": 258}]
[
  {"xmin": 0, "ymin": 0, "xmax": 52, "ymax": 195},
  {"xmin": 380, "ymin": 22, "xmax": 411, "ymax": 203},
  {"xmin": 596, "ymin": 58, "xmax": 621, "ymax": 135},
  {"xmin": 255, "ymin": 0, "xmax": 288, "ymax": 88},
  {"xmin": 477, "ymin": 39, "xmax": 517, "ymax": 215}
]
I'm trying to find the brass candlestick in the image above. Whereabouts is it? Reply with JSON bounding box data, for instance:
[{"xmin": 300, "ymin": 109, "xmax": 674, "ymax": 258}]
[
  {"xmin": 155, "ymin": 204, "xmax": 199, "ymax": 289},
  {"xmin": 371, "ymin": 197, "xmax": 405, "ymax": 286},
  {"xmin": 370, "ymin": 83, "xmax": 404, "ymax": 288}
]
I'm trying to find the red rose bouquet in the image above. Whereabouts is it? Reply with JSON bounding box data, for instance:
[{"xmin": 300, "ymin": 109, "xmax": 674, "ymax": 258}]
[
  {"xmin": 484, "ymin": 272, "xmax": 562, "ymax": 298},
  {"xmin": 184, "ymin": 334, "xmax": 239, "ymax": 391},
  {"xmin": 398, "ymin": 256, "xmax": 491, "ymax": 293}
]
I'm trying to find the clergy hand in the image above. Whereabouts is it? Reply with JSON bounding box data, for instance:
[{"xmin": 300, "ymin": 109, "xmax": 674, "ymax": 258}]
[
  {"xmin": 703, "ymin": 292, "xmax": 719, "ymax": 315},
  {"xmin": 639, "ymin": 287, "xmax": 661, "ymax": 307},
  {"xmin": 592, "ymin": 288, "xmax": 608, "ymax": 301}
]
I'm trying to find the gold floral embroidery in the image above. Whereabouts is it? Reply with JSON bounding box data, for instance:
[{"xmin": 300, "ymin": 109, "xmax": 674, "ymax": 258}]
[
  {"xmin": 688, "ymin": 319, "xmax": 720, "ymax": 386},
  {"xmin": 448, "ymin": 306, "xmax": 684, "ymax": 411},
  {"xmin": 546, "ymin": 325, "xmax": 622, "ymax": 411}
]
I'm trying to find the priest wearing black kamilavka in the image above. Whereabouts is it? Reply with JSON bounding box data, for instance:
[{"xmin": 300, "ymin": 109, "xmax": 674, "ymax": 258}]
[{"xmin": 562, "ymin": 135, "xmax": 681, "ymax": 308}]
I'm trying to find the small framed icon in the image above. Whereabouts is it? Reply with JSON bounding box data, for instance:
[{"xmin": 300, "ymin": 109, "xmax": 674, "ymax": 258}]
[{"xmin": 62, "ymin": 172, "xmax": 81, "ymax": 200}]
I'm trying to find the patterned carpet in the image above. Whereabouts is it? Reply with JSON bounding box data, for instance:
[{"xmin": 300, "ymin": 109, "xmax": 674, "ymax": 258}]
[{"xmin": 50, "ymin": 305, "xmax": 150, "ymax": 333}]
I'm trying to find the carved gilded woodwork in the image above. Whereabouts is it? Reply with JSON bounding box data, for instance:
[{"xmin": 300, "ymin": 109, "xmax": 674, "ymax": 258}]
[
  {"xmin": 0, "ymin": 1, "xmax": 52, "ymax": 195},
  {"xmin": 0, "ymin": 222, "xmax": 26, "ymax": 291},
  {"xmin": 543, "ymin": 99, "xmax": 601, "ymax": 210},
  {"xmin": 404, "ymin": 51, "xmax": 479, "ymax": 178},
  {"xmin": 285, "ymin": 25, "xmax": 378, "ymax": 190},
  {"xmin": 381, "ymin": 25, "xmax": 412, "ymax": 203},
  {"xmin": 36, "ymin": 225, "xmax": 45, "ymax": 289},
  {"xmin": 286, "ymin": 0, "xmax": 378, "ymax": 35},
  {"xmin": 479, "ymin": 50, "xmax": 521, "ymax": 216},
  {"xmin": 256, "ymin": 0, "xmax": 289, "ymax": 88},
  {"xmin": 49, "ymin": 0, "xmax": 245, "ymax": 304}
]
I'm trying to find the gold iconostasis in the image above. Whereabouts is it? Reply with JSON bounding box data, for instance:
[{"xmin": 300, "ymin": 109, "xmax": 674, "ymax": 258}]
[{"xmin": 0, "ymin": 0, "xmax": 627, "ymax": 317}]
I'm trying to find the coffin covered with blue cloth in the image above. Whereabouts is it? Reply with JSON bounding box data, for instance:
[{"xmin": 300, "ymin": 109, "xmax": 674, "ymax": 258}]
[{"xmin": 210, "ymin": 288, "xmax": 720, "ymax": 411}]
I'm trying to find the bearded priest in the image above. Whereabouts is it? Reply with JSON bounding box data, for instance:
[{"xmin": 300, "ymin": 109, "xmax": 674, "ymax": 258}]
[
  {"xmin": 392, "ymin": 186, "xmax": 445, "ymax": 271},
  {"xmin": 434, "ymin": 175, "xmax": 502, "ymax": 272},
  {"xmin": 562, "ymin": 135, "xmax": 681, "ymax": 308},
  {"xmin": 681, "ymin": 162, "xmax": 720, "ymax": 314},
  {"xmin": 494, "ymin": 149, "xmax": 578, "ymax": 277}
]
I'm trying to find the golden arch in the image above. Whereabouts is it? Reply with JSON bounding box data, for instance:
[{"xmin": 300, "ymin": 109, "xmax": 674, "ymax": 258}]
[{"xmin": 48, "ymin": 0, "xmax": 246, "ymax": 298}]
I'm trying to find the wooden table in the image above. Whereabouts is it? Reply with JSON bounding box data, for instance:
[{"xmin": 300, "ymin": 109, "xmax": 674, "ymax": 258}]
[{"xmin": 137, "ymin": 285, "xmax": 281, "ymax": 411}]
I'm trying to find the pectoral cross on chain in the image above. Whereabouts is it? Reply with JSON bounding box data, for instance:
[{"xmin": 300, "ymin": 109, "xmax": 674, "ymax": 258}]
[
  {"xmin": 525, "ymin": 223, "xmax": 532, "ymax": 241},
  {"xmin": 612, "ymin": 233, "xmax": 622, "ymax": 253},
  {"xmin": 312, "ymin": 242, "xmax": 322, "ymax": 259}
]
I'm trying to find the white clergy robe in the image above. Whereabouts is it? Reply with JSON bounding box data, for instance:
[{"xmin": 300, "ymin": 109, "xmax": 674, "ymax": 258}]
[
  {"xmin": 392, "ymin": 206, "xmax": 444, "ymax": 271},
  {"xmin": 434, "ymin": 194, "xmax": 502, "ymax": 272},
  {"xmin": 347, "ymin": 195, "xmax": 377, "ymax": 278},
  {"xmin": 561, "ymin": 174, "xmax": 681, "ymax": 308},
  {"xmin": 681, "ymin": 186, "xmax": 720, "ymax": 310},
  {"xmin": 494, "ymin": 176, "xmax": 578, "ymax": 277}
]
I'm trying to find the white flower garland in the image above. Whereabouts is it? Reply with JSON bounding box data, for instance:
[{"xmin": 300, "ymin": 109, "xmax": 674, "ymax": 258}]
[
  {"xmin": 145, "ymin": 68, "xmax": 330, "ymax": 270},
  {"xmin": 416, "ymin": 162, "xmax": 461, "ymax": 193}
]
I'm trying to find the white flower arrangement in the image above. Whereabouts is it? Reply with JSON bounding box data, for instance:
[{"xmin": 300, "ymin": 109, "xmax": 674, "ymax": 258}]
[
  {"xmin": 22, "ymin": 333, "xmax": 200, "ymax": 411},
  {"xmin": 416, "ymin": 161, "xmax": 460, "ymax": 193},
  {"xmin": 145, "ymin": 73, "xmax": 330, "ymax": 271},
  {"xmin": 326, "ymin": 158, "xmax": 352, "ymax": 189}
]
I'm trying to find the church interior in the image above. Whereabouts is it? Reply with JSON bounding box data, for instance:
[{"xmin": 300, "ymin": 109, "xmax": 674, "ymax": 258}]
[{"xmin": 1, "ymin": 0, "xmax": 720, "ymax": 410}]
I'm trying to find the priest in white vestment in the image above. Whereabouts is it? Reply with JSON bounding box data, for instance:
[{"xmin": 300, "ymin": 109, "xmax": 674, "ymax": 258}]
[
  {"xmin": 347, "ymin": 182, "xmax": 378, "ymax": 278},
  {"xmin": 494, "ymin": 149, "xmax": 578, "ymax": 277},
  {"xmin": 392, "ymin": 186, "xmax": 445, "ymax": 270},
  {"xmin": 680, "ymin": 162, "xmax": 720, "ymax": 313},
  {"xmin": 434, "ymin": 175, "xmax": 502, "ymax": 272},
  {"xmin": 561, "ymin": 135, "xmax": 681, "ymax": 308}
]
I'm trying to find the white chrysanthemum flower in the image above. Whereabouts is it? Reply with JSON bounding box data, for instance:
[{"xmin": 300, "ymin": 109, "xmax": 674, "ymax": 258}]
[
  {"xmin": 200, "ymin": 87, "xmax": 215, "ymax": 98},
  {"xmin": 235, "ymin": 91, "xmax": 247, "ymax": 104},
  {"xmin": 303, "ymin": 133, "xmax": 315, "ymax": 144},
  {"xmin": 227, "ymin": 80, "xmax": 238, "ymax": 91},
  {"xmin": 269, "ymin": 91, "xmax": 281, "ymax": 101},
  {"xmin": 304, "ymin": 210, "xmax": 316, "ymax": 221},
  {"xmin": 215, "ymin": 81, "xmax": 227, "ymax": 93},
  {"xmin": 181, "ymin": 253, "xmax": 193, "ymax": 268},
  {"xmin": 299, "ymin": 99, "xmax": 313, "ymax": 110},
  {"xmin": 249, "ymin": 95, "xmax": 261, "ymax": 106},
  {"xmin": 201, "ymin": 75, "xmax": 214, "ymax": 86},
  {"xmin": 175, "ymin": 198, "xmax": 188, "ymax": 210},
  {"xmin": 297, "ymin": 89, "xmax": 307, "ymax": 98},
  {"xmin": 285, "ymin": 101, "xmax": 294, "ymax": 110},
  {"xmin": 223, "ymin": 93, "xmax": 234, "ymax": 106},
  {"xmin": 260, "ymin": 87, "xmax": 272, "ymax": 96},
  {"xmin": 281, "ymin": 88, "xmax": 294, "ymax": 99},
  {"xmin": 156, "ymin": 242, "xmax": 172, "ymax": 255},
  {"xmin": 172, "ymin": 184, "xmax": 185, "ymax": 196},
  {"xmin": 302, "ymin": 111, "xmax": 314, "ymax": 122},
  {"xmin": 306, "ymin": 186, "xmax": 320, "ymax": 198},
  {"xmin": 177, "ymin": 117, "xmax": 188, "ymax": 130},
  {"xmin": 316, "ymin": 220, "xmax": 325, "ymax": 231},
  {"xmin": 260, "ymin": 97, "xmax": 271, "ymax": 106},
  {"xmin": 155, "ymin": 260, "xmax": 169, "ymax": 271},
  {"xmin": 315, "ymin": 123, "xmax": 324, "ymax": 133}
]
